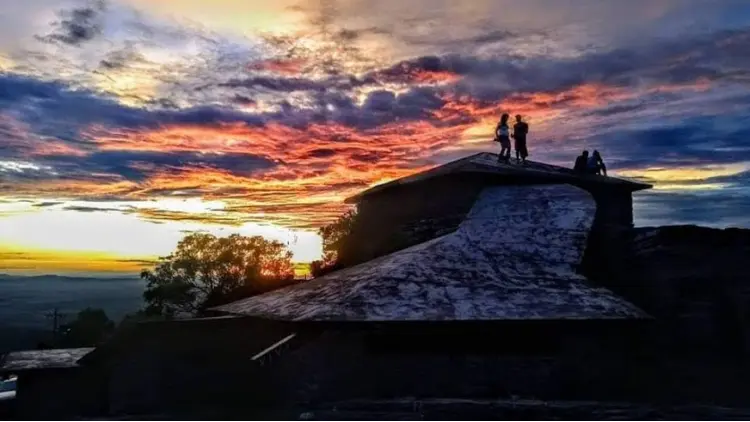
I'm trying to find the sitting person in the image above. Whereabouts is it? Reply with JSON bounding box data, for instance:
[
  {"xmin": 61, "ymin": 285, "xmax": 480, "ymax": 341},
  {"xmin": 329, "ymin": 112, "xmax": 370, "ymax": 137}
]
[
  {"xmin": 573, "ymin": 150, "xmax": 589, "ymax": 173},
  {"xmin": 587, "ymin": 150, "xmax": 607, "ymax": 176}
]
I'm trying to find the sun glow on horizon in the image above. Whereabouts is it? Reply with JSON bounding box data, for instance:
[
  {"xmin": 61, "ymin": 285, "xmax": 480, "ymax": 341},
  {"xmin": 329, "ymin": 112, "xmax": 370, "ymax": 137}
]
[
  {"xmin": 0, "ymin": 199, "xmax": 323, "ymax": 275},
  {"xmin": 619, "ymin": 162, "xmax": 750, "ymax": 184},
  {"xmin": 1, "ymin": 0, "xmax": 749, "ymax": 276}
]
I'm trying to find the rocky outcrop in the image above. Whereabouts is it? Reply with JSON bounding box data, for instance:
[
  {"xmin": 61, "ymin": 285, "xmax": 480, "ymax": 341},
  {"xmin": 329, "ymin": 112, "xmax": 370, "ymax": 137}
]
[
  {"xmin": 10, "ymin": 225, "xmax": 750, "ymax": 420},
  {"xmin": 59, "ymin": 398, "xmax": 750, "ymax": 420},
  {"xmin": 297, "ymin": 398, "xmax": 750, "ymax": 420},
  {"xmin": 216, "ymin": 185, "xmax": 645, "ymax": 321},
  {"xmin": 598, "ymin": 225, "xmax": 750, "ymax": 356}
]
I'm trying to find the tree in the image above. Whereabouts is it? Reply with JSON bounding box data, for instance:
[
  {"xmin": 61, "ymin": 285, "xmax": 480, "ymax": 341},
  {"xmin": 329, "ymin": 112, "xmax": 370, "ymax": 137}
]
[
  {"xmin": 140, "ymin": 233, "xmax": 295, "ymax": 318},
  {"xmin": 311, "ymin": 210, "xmax": 357, "ymax": 277},
  {"xmin": 59, "ymin": 308, "xmax": 115, "ymax": 347}
]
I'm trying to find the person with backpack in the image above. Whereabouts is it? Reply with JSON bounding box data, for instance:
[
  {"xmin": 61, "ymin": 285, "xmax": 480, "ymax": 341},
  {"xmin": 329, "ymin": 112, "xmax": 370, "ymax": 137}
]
[
  {"xmin": 495, "ymin": 113, "xmax": 511, "ymax": 163},
  {"xmin": 512, "ymin": 114, "xmax": 529, "ymax": 164}
]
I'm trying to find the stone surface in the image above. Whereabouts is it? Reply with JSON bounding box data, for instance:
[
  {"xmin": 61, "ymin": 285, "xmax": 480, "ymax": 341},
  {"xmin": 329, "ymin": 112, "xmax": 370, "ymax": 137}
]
[
  {"xmin": 0, "ymin": 348, "xmax": 93, "ymax": 372},
  {"xmin": 298, "ymin": 398, "xmax": 750, "ymax": 420},
  {"xmin": 614, "ymin": 225, "xmax": 750, "ymax": 355},
  {"xmin": 346, "ymin": 152, "xmax": 650, "ymax": 203},
  {"xmin": 216, "ymin": 184, "xmax": 646, "ymax": 321}
]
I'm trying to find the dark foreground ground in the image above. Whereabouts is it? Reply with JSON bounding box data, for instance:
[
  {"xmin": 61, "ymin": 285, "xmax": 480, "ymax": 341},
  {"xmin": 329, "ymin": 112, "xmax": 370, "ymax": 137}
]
[
  {"xmin": 90, "ymin": 399, "xmax": 750, "ymax": 420},
  {"xmin": 6, "ymin": 225, "xmax": 750, "ymax": 420},
  {"xmin": 0, "ymin": 275, "xmax": 143, "ymax": 352}
]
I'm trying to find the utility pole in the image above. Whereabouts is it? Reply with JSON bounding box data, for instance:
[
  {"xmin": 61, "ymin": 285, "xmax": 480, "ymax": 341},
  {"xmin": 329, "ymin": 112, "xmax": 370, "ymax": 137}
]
[{"xmin": 45, "ymin": 308, "xmax": 66, "ymax": 346}]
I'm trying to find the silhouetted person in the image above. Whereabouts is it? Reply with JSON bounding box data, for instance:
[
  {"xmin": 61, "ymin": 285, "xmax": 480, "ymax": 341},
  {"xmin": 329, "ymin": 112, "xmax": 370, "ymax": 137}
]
[
  {"xmin": 574, "ymin": 150, "xmax": 589, "ymax": 173},
  {"xmin": 495, "ymin": 113, "xmax": 511, "ymax": 163},
  {"xmin": 512, "ymin": 114, "xmax": 529, "ymax": 164},
  {"xmin": 588, "ymin": 150, "xmax": 607, "ymax": 176}
]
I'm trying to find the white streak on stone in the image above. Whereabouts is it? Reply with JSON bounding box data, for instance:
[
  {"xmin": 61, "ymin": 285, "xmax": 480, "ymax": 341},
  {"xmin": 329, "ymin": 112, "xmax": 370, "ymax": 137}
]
[
  {"xmin": 215, "ymin": 185, "xmax": 646, "ymax": 321},
  {"xmin": 1, "ymin": 348, "xmax": 94, "ymax": 371}
]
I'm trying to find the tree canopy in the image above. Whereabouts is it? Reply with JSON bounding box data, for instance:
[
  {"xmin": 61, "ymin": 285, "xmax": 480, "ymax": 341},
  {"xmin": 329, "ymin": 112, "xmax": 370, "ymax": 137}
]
[
  {"xmin": 59, "ymin": 308, "xmax": 115, "ymax": 347},
  {"xmin": 311, "ymin": 210, "xmax": 357, "ymax": 277},
  {"xmin": 140, "ymin": 233, "xmax": 295, "ymax": 317}
]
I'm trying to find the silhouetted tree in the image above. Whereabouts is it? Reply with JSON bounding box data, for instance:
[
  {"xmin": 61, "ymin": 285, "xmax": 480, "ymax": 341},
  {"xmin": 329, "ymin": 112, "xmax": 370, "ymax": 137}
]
[
  {"xmin": 311, "ymin": 210, "xmax": 357, "ymax": 277},
  {"xmin": 309, "ymin": 260, "xmax": 328, "ymax": 278},
  {"xmin": 59, "ymin": 308, "xmax": 115, "ymax": 347},
  {"xmin": 140, "ymin": 233, "xmax": 295, "ymax": 317},
  {"xmin": 119, "ymin": 310, "xmax": 163, "ymax": 326}
]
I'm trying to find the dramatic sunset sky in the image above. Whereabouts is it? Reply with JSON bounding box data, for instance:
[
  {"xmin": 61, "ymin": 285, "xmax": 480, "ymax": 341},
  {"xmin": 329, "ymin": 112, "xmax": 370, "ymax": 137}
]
[{"xmin": 1, "ymin": 0, "xmax": 750, "ymax": 276}]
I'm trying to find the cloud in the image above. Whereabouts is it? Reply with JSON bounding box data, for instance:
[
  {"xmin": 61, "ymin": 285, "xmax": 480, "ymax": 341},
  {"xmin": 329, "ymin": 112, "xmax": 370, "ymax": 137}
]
[
  {"xmin": 98, "ymin": 44, "xmax": 147, "ymax": 70},
  {"xmin": 219, "ymin": 75, "xmax": 332, "ymax": 93},
  {"xmin": 1, "ymin": 0, "xmax": 750, "ymax": 239},
  {"xmin": 62, "ymin": 205, "xmax": 124, "ymax": 213},
  {"xmin": 33, "ymin": 201, "xmax": 62, "ymax": 208},
  {"xmin": 36, "ymin": 0, "xmax": 106, "ymax": 46},
  {"xmin": 635, "ymin": 187, "xmax": 750, "ymax": 228}
]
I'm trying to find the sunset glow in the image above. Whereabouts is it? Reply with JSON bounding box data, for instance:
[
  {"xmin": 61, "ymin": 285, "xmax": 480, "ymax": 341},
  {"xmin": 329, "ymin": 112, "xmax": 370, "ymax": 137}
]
[{"xmin": 1, "ymin": 0, "xmax": 750, "ymax": 275}]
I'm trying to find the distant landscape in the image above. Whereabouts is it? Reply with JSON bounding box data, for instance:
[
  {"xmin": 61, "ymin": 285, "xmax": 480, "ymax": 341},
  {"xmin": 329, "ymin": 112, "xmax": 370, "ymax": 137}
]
[{"xmin": 0, "ymin": 274, "xmax": 145, "ymax": 352}]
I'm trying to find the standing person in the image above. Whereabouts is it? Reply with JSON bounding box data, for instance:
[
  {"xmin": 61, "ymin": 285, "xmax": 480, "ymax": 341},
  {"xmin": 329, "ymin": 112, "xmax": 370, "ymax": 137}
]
[
  {"xmin": 512, "ymin": 114, "xmax": 529, "ymax": 164},
  {"xmin": 495, "ymin": 113, "xmax": 511, "ymax": 163},
  {"xmin": 574, "ymin": 150, "xmax": 589, "ymax": 173},
  {"xmin": 588, "ymin": 150, "xmax": 607, "ymax": 176}
]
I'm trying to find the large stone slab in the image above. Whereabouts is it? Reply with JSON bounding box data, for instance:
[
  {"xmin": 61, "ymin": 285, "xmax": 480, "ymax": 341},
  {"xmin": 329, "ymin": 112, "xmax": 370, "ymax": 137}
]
[
  {"xmin": 0, "ymin": 348, "xmax": 93, "ymax": 372},
  {"xmin": 216, "ymin": 184, "xmax": 646, "ymax": 321}
]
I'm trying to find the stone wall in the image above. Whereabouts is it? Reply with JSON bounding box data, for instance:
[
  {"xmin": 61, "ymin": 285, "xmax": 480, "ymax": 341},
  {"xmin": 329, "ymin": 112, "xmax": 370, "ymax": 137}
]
[
  {"xmin": 580, "ymin": 188, "xmax": 635, "ymax": 285},
  {"xmin": 103, "ymin": 317, "xmax": 293, "ymax": 417},
  {"xmin": 262, "ymin": 323, "xmax": 750, "ymax": 409},
  {"xmin": 346, "ymin": 174, "xmax": 486, "ymax": 265},
  {"xmin": 615, "ymin": 225, "xmax": 750, "ymax": 357},
  {"xmin": 297, "ymin": 398, "xmax": 750, "ymax": 420},
  {"xmin": 14, "ymin": 368, "xmax": 105, "ymax": 419},
  {"xmin": 350, "ymin": 177, "xmax": 637, "ymax": 277}
]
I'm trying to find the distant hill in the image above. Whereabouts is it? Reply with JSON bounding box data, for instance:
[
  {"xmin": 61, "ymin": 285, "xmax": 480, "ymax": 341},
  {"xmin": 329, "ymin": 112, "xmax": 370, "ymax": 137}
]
[
  {"xmin": 0, "ymin": 274, "xmax": 145, "ymax": 352},
  {"xmin": 0, "ymin": 273, "xmax": 140, "ymax": 282}
]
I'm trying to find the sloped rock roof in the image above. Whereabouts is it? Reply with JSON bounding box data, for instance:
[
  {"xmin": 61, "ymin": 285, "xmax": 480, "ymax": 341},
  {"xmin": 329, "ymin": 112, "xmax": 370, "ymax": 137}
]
[
  {"xmin": 346, "ymin": 153, "xmax": 651, "ymax": 204},
  {"xmin": 215, "ymin": 184, "xmax": 646, "ymax": 321},
  {"xmin": 0, "ymin": 348, "xmax": 94, "ymax": 372}
]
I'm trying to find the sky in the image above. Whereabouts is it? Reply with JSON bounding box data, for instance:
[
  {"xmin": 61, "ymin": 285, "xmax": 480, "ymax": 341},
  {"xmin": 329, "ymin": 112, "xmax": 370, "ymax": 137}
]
[{"xmin": 1, "ymin": 0, "xmax": 750, "ymax": 276}]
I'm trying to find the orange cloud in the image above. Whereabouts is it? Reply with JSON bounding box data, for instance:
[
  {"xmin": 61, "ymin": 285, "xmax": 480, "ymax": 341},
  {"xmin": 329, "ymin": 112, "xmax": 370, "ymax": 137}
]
[
  {"xmin": 0, "ymin": 113, "xmax": 88, "ymax": 158},
  {"xmin": 6, "ymin": 78, "xmax": 717, "ymax": 232},
  {"xmin": 248, "ymin": 58, "xmax": 309, "ymax": 74},
  {"xmin": 0, "ymin": 244, "xmax": 155, "ymax": 274},
  {"xmin": 76, "ymin": 115, "xmax": 475, "ymax": 228}
]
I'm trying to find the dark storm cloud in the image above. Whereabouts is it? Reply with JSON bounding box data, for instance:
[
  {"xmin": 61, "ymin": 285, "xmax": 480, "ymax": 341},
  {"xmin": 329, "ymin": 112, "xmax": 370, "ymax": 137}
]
[
  {"xmin": 179, "ymin": 27, "xmax": 750, "ymax": 135},
  {"xmin": 0, "ymin": 73, "xmax": 270, "ymax": 150},
  {"xmin": 1, "ymin": 21, "xmax": 746, "ymax": 141},
  {"xmin": 394, "ymin": 28, "xmax": 525, "ymax": 48},
  {"xmin": 220, "ymin": 76, "xmax": 328, "ymax": 93},
  {"xmin": 0, "ymin": 74, "xmax": 156, "ymax": 135},
  {"xmin": 231, "ymin": 95, "xmax": 256, "ymax": 106},
  {"xmin": 36, "ymin": 1, "xmax": 106, "ymax": 46},
  {"xmin": 602, "ymin": 120, "xmax": 750, "ymax": 171},
  {"xmin": 368, "ymin": 28, "xmax": 750, "ymax": 102},
  {"xmin": 35, "ymin": 150, "xmax": 277, "ymax": 182},
  {"xmin": 585, "ymin": 103, "xmax": 650, "ymax": 117},
  {"xmin": 216, "ymin": 72, "xmax": 376, "ymax": 95},
  {"xmin": 62, "ymin": 205, "xmax": 123, "ymax": 212},
  {"xmin": 99, "ymin": 45, "xmax": 147, "ymax": 70},
  {"xmin": 362, "ymin": 90, "xmax": 395, "ymax": 112},
  {"xmin": 2, "ymin": 21, "xmax": 750, "ymax": 198},
  {"xmin": 33, "ymin": 201, "xmax": 62, "ymax": 208},
  {"xmin": 542, "ymin": 107, "xmax": 750, "ymax": 181},
  {"xmin": 355, "ymin": 87, "xmax": 447, "ymax": 124},
  {"xmin": 635, "ymin": 188, "xmax": 750, "ymax": 229}
]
